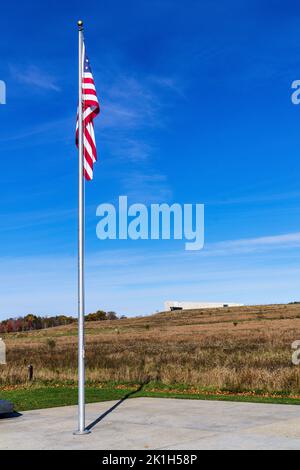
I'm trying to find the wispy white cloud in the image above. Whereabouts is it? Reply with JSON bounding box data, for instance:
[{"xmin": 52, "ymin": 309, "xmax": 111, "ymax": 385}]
[
  {"xmin": 98, "ymin": 74, "xmax": 167, "ymax": 133},
  {"xmin": 10, "ymin": 65, "xmax": 60, "ymax": 92},
  {"xmin": 85, "ymin": 232, "xmax": 300, "ymax": 269},
  {"xmin": 97, "ymin": 69, "xmax": 186, "ymax": 137},
  {"xmin": 0, "ymin": 207, "xmax": 77, "ymax": 233},
  {"xmin": 0, "ymin": 116, "xmax": 72, "ymax": 145},
  {"xmin": 205, "ymin": 232, "xmax": 300, "ymax": 256},
  {"xmin": 1, "ymin": 230, "xmax": 300, "ymax": 318},
  {"xmin": 103, "ymin": 135, "xmax": 153, "ymax": 162},
  {"xmin": 149, "ymin": 75, "xmax": 186, "ymax": 97},
  {"xmin": 94, "ymin": 71, "xmax": 181, "ymax": 200},
  {"xmin": 120, "ymin": 170, "xmax": 173, "ymax": 203},
  {"xmin": 210, "ymin": 190, "xmax": 300, "ymax": 206}
]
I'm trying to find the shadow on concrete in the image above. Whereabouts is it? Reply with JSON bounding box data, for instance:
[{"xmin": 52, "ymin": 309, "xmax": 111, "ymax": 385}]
[
  {"xmin": 86, "ymin": 384, "xmax": 145, "ymax": 431},
  {"xmin": 0, "ymin": 411, "xmax": 22, "ymax": 420}
]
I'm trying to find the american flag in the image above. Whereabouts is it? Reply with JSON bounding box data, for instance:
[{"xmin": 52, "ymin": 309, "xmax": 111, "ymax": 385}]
[{"xmin": 76, "ymin": 42, "xmax": 100, "ymax": 181}]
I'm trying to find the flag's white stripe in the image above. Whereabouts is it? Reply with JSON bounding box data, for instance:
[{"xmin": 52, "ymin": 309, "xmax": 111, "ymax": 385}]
[
  {"xmin": 83, "ymin": 72, "xmax": 93, "ymax": 80},
  {"xmin": 83, "ymin": 135, "xmax": 94, "ymax": 163},
  {"xmin": 83, "ymin": 108, "xmax": 92, "ymax": 121},
  {"xmin": 83, "ymin": 95, "xmax": 99, "ymax": 104},
  {"xmin": 83, "ymin": 107, "xmax": 98, "ymax": 120},
  {"xmin": 83, "ymin": 91, "xmax": 99, "ymax": 100},
  {"xmin": 87, "ymin": 122, "xmax": 96, "ymax": 145},
  {"xmin": 82, "ymin": 83, "xmax": 96, "ymax": 91},
  {"xmin": 86, "ymin": 125, "xmax": 96, "ymax": 162},
  {"xmin": 84, "ymin": 94, "xmax": 99, "ymax": 102},
  {"xmin": 84, "ymin": 159, "xmax": 93, "ymax": 179}
]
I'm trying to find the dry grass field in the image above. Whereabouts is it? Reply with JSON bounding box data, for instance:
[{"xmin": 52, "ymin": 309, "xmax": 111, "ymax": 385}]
[{"xmin": 2, "ymin": 303, "xmax": 300, "ymax": 396}]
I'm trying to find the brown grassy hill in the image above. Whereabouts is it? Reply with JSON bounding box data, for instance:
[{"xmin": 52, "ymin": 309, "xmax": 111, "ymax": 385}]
[{"xmin": 1, "ymin": 303, "xmax": 300, "ymax": 394}]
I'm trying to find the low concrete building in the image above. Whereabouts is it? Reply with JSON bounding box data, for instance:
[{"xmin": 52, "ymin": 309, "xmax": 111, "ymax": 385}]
[{"xmin": 164, "ymin": 301, "xmax": 243, "ymax": 311}]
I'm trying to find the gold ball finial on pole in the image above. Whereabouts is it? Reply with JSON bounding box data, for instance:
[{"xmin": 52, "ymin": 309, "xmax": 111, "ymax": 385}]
[{"xmin": 78, "ymin": 20, "xmax": 83, "ymax": 30}]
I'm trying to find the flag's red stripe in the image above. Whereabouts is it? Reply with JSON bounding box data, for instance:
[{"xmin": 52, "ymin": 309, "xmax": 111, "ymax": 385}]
[
  {"xmin": 83, "ymin": 89, "xmax": 97, "ymax": 96},
  {"xmin": 84, "ymin": 168, "xmax": 92, "ymax": 180},
  {"xmin": 84, "ymin": 146, "xmax": 94, "ymax": 168}
]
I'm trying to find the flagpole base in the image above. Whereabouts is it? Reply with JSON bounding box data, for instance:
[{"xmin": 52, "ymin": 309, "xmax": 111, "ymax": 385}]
[{"xmin": 73, "ymin": 429, "xmax": 91, "ymax": 435}]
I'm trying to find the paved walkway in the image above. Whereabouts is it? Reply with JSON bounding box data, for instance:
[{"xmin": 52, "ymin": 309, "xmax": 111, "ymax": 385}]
[{"xmin": 1, "ymin": 397, "xmax": 300, "ymax": 449}]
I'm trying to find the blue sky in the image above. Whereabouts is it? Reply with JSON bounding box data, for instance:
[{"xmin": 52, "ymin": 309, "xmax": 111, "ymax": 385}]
[{"xmin": 1, "ymin": 0, "xmax": 300, "ymax": 318}]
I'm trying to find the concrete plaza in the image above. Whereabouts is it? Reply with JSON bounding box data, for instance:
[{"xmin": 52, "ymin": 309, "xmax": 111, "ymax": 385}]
[{"xmin": 1, "ymin": 397, "xmax": 300, "ymax": 450}]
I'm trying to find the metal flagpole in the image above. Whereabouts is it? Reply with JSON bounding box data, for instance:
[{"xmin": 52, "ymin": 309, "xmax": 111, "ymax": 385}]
[{"xmin": 74, "ymin": 19, "xmax": 90, "ymax": 435}]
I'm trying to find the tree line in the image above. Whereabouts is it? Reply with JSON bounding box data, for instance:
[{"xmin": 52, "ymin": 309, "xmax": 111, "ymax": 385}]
[{"xmin": 0, "ymin": 310, "xmax": 125, "ymax": 333}]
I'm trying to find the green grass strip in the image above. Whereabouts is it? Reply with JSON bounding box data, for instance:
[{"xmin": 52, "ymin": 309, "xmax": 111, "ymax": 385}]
[{"xmin": 1, "ymin": 385, "xmax": 300, "ymax": 412}]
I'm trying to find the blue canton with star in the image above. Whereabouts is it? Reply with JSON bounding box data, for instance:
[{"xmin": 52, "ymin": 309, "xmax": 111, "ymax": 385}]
[{"xmin": 84, "ymin": 53, "xmax": 92, "ymax": 73}]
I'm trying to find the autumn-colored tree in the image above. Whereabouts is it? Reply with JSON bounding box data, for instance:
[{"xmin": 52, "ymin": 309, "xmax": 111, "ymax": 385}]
[{"xmin": 107, "ymin": 311, "xmax": 118, "ymax": 320}]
